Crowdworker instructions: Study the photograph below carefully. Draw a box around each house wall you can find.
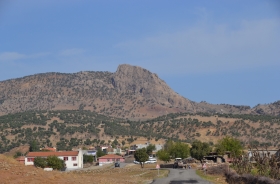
[78,149,83,169]
[58,156,80,169]
[25,157,34,166]
[99,158,125,165]
[24,150,83,169]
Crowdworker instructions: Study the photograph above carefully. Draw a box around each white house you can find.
[25,150,83,170]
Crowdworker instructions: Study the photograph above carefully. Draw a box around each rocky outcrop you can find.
[112,64,196,111]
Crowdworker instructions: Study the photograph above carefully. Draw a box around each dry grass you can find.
[0,154,167,184]
[196,169,227,184]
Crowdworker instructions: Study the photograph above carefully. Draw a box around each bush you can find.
[46,156,65,170]
[225,170,276,184]
[34,157,47,168]
[83,154,94,163]
[207,164,227,175]
[13,151,23,158]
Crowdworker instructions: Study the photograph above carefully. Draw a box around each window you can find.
[107,159,110,162]
[116,158,120,161]
[72,157,76,161]
[63,157,68,161]
[112,159,115,162]
[27,158,34,162]
[73,163,77,166]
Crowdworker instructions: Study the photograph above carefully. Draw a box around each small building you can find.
[203,152,226,163]
[82,150,97,162]
[126,149,136,155]
[25,150,83,170]
[40,147,56,152]
[16,156,25,164]
[98,154,125,166]
[129,143,163,156]
[96,146,109,154]
[247,149,280,159]
[107,148,124,155]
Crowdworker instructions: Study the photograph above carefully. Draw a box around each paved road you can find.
[152,168,212,184]
[112,162,129,168]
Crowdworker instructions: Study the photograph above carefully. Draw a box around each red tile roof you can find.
[41,147,56,152]
[26,151,79,157]
[16,156,25,161]
[98,154,123,159]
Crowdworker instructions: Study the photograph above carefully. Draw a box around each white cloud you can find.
[59,48,86,56]
[0,51,51,62]
[0,52,26,61]
[115,19,280,74]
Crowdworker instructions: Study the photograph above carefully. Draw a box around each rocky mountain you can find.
[0,64,278,119]
[252,101,280,116]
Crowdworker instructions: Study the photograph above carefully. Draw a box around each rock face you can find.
[0,64,278,119]
[112,64,195,111]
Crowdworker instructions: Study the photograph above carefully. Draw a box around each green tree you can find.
[83,154,94,163]
[190,140,212,160]
[97,148,105,157]
[169,142,190,159]
[157,150,170,163]
[134,148,149,168]
[146,144,156,155]
[164,139,174,151]
[29,140,40,152]
[13,151,23,158]
[215,136,243,157]
[34,157,47,168]
[47,156,65,170]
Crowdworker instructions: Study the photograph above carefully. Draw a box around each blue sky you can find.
[0,0,279,107]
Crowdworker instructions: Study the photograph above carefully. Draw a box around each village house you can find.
[98,154,125,166]
[16,156,25,164]
[107,147,126,156]
[82,149,97,162]
[25,150,83,170]
[127,143,163,156]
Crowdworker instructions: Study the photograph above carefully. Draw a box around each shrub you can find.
[46,156,65,170]
[34,157,47,168]
[83,154,94,163]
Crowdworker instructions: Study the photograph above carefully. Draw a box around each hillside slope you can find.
[0,110,279,153]
[0,64,278,119]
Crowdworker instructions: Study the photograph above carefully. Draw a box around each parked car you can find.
[133,160,140,164]
[148,158,157,163]
[115,162,120,167]
[145,158,157,164]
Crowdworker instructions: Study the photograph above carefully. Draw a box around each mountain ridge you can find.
[0,64,279,119]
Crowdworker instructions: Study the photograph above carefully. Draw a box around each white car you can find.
[133,160,140,164]
[145,158,157,164]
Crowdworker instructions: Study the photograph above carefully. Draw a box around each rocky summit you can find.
[0,64,279,119]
